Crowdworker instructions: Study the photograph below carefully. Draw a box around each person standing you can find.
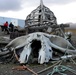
[9,22,14,32]
[4,21,9,34]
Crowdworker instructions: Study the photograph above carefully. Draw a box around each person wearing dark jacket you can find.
[9,22,14,32]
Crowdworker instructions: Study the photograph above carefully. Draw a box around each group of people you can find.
[1,21,14,34]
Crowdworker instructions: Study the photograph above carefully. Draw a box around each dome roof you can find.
[26,0,57,26]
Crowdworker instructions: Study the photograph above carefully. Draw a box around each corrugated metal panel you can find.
[0,16,25,27]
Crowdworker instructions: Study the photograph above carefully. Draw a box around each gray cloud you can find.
[44,0,76,5]
[23,0,76,7]
[0,0,76,12]
[0,0,24,12]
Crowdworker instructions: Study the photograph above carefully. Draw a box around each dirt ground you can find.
[0,28,76,75]
[0,60,76,75]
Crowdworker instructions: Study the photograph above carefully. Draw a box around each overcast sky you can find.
[0,0,76,24]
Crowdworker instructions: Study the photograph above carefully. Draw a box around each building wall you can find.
[18,19,25,28]
[0,17,11,25]
[0,16,25,28]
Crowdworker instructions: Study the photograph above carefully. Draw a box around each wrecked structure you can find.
[0,0,74,65]
[25,0,57,33]
[0,32,76,64]
[25,0,69,36]
[1,1,76,75]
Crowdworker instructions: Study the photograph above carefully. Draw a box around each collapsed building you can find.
[25,0,57,33]
[25,0,69,37]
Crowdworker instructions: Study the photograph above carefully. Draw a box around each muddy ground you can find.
[0,29,76,75]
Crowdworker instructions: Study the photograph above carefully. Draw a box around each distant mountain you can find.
[66,22,76,29]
